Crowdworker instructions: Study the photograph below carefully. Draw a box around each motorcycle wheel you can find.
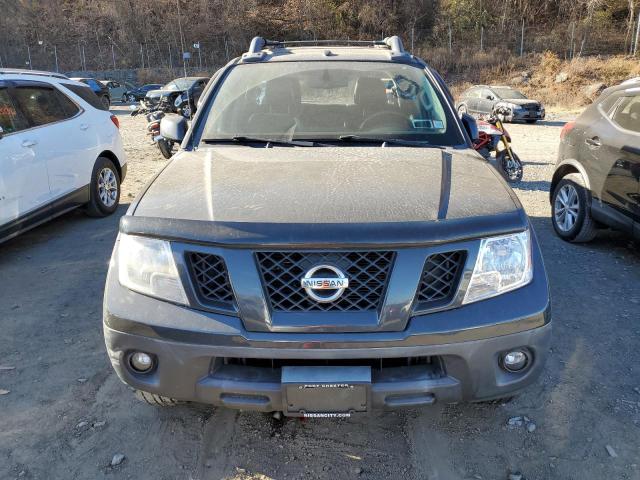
[497,150,523,183]
[180,102,192,119]
[157,139,174,159]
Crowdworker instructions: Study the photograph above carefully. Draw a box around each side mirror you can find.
[460,113,478,142]
[160,114,187,142]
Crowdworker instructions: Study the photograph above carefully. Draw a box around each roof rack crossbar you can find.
[241,35,411,62]
[0,69,68,80]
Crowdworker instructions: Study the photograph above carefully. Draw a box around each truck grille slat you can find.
[256,251,395,312]
[415,251,466,310]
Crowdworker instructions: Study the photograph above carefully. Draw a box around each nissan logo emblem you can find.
[300,265,349,303]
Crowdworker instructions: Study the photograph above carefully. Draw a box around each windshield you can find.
[492,88,526,100]
[199,62,462,146]
[164,78,196,91]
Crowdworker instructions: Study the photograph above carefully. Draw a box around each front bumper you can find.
[104,256,551,412]
[105,322,550,411]
[510,109,545,121]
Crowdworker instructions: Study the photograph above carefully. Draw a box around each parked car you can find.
[103,37,550,415]
[145,77,208,117]
[0,69,127,243]
[70,77,111,109]
[100,80,136,103]
[550,79,640,242]
[124,83,162,103]
[457,85,545,123]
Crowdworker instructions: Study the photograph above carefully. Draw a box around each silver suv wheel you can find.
[98,167,118,207]
[554,184,579,232]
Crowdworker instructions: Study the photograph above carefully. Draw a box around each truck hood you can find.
[128,146,526,246]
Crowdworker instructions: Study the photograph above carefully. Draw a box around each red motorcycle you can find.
[473,107,523,183]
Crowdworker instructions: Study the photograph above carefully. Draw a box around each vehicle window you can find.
[12,86,79,127]
[61,83,108,111]
[481,89,493,99]
[200,61,463,146]
[469,88,482,98]
[491,87,526,99]
[52,89,81,117]
[611,96,640,133]
[0,89,28,134]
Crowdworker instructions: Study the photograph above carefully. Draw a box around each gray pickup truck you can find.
[103,37,551,417]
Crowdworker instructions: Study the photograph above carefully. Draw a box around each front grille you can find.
[187,252,235,310]
[414,251,466,311]
[256,251,394,312]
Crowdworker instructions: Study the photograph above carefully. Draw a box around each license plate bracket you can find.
[282,366,371,417]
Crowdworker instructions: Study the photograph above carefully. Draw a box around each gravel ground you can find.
[1,106,639,480]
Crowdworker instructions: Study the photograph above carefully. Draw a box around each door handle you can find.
[21,139,37,148]
[585,136,601,147]
[80,123,89,130]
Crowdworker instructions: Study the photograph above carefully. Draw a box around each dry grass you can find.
[439,50,640,108]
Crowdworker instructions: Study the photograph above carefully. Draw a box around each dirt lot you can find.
[1,106,639,480]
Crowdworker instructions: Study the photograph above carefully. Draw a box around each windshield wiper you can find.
[203,136,316,147]
[337,135,441,148]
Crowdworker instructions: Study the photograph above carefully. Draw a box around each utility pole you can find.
[569,22,575,59]
[27,45,32,69]
[411,25,415,52]
[168,44,173,69]
[111,42,116,70]
[140,44,144,68]
[224,36,229,62]
[54,45,58,72]
[520,18,525,57]
[448,22,452,53]
[634,10,640,56]
[480,26,484,51]
[82,45,86,71]
[176,0,187,77]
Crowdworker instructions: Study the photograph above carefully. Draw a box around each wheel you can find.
[551,173,597,242]
[496,150,523,183]
[86,157,120,217]
[457,104,467,116]
[127,94,136,103]
[180,102,192,118]
[101,95,111,109]
[157,139,174,159]
[121,94,127,103]
[135,390,182,407]
[525,119,537,124]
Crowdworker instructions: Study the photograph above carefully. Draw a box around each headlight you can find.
[463,230,533,304]
[118,234,188,304]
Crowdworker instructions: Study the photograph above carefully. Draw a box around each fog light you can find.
[502,350,529,372]
[129,352,154,373]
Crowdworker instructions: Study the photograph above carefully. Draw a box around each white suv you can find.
[0,69,127,243]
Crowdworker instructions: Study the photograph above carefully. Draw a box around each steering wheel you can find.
[359,111,412,132]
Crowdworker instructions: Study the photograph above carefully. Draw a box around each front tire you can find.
[101,95,111,109]
[86,157,120,217]
[496,150,523,183]
[157,139,174,159]
[551,173,597,242]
